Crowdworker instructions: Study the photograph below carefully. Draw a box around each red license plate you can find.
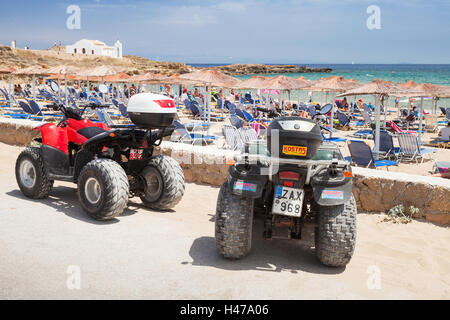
[130,149,143,160]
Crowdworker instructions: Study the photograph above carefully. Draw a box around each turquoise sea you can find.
[191,64,450,86]
[190,64,450,110]
[191,64,450,109]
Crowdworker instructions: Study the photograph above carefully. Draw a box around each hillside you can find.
[0,45,192,77]
[0,45,332,80]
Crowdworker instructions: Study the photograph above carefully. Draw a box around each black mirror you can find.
[50,81,59,93]
[319,103,332,115]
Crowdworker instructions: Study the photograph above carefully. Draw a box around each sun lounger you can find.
[352,129,373,139]
[321,130,347,143]
[379,130,400,159]
[238,127,259,144]
[397,133,437,163]
[386,120,418,135]
[171,121,216,145]
[347,140,398,170]
[432,161,450,174]
[223,125,245,151]
[230,114,244,129]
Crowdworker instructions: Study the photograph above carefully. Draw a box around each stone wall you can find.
[156,142,450,226]
[1,120,448,225]
[0,118,44,146]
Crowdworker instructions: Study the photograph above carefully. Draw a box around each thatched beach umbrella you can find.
[237,76,267,89]
[46,65,81,103]
[339,79,422,154]
[262,76,312,115]
[180,70,241,134]
[104,72,131,82]
[390,83,450,144]
[0,66,15,100]
[400,80,417,88]
[14,66,51,99]
[306,76,361,136]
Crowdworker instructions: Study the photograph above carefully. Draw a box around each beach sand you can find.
[1,142,448,299]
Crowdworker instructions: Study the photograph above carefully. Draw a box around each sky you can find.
[0,0,449,64]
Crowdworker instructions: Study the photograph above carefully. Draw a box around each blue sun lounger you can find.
[347,140,398,169]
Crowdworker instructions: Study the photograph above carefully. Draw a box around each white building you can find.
[66,39,123,58]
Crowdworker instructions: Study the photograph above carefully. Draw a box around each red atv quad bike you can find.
[15,93,185,221]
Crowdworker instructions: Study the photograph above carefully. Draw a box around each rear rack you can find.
[234,154,350,184]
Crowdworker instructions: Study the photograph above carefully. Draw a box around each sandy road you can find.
[0,143,448,299]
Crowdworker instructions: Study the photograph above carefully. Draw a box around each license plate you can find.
[282,145,308,157]
[272,186,304,217]
[130,148,143,160]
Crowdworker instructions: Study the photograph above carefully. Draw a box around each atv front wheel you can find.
[15,147,54,199]
[315,195,357,267]
[140,155,185,210]
[78,159,129,221]
[215,182,254,259]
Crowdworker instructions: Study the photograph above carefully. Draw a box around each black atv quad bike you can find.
[215,116,357,267]
[15,93,185,221]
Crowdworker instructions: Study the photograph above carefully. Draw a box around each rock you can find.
[208,64,332,76]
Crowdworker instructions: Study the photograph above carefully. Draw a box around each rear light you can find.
[344,170,352,178]
[154,100,175,108]
[279,171,300,181]
[283,181,294,187]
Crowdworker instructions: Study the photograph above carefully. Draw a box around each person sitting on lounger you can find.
[342,97,349,111]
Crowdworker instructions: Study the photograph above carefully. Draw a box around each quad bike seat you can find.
[77,127,108,140]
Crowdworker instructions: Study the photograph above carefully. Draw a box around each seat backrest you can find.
[217,98,223,109]
[397,133,419,156]
[235,108,246,121]
[348,140,375,168]
[386,120,402,133]
[230,114,244,129]
[379,130,394,153]
[242,110,255,122]
[27,100,43,116]
[118,104,128,117]
[308,105,317,117]
[239,127,258,144]
[173,120,185,130]
[18,101,33,114]
[228,103,237,114]
[337,111,350,126]
[190,104,201,117]
[95,108,114,127]
[223,125,244,150]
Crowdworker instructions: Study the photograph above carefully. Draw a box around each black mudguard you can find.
[310,167,353,206]
[41,145,70,176]
[227,164,268,199]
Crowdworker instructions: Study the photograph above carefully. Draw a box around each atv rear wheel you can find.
[15,147,54,199]
[78,159,129,221]
[315,195,357,267]
[215,182,254,259]
[140,155,185,210]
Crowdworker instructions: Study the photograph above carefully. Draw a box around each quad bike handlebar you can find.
[46,102,110,121]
